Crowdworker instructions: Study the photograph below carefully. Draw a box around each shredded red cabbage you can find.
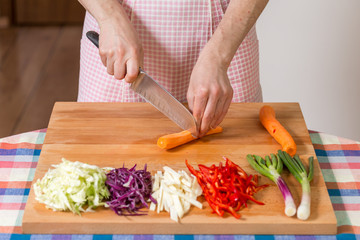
[105,164,157,216]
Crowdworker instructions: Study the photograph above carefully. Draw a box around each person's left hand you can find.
[187,51,233,138]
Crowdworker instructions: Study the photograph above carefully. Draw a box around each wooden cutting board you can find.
[22,102,337,235]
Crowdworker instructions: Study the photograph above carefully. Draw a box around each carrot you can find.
[157,126,223,150]
[259,105,297,156]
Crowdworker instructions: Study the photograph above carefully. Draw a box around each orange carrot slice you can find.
[259,105,297,156]
[157,126,223,150]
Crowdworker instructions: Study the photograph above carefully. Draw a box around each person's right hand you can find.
[98,15,143,83]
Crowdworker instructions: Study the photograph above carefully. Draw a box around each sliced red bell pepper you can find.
[186,157,268,219]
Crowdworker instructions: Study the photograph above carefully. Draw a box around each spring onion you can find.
[247,153,296,217]
[277,150,314,220]
[33,158,110,214]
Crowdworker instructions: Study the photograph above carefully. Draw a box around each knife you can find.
[86,31,198,135]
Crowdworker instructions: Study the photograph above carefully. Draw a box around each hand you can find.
[187,52,233,138]
[98,15,143,83]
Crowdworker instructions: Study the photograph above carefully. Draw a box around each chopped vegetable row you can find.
[34,157,269,220]
[34,151,314,221]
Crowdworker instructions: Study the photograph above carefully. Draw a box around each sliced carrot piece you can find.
[157,126,223,150]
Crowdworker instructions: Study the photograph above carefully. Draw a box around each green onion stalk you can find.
[247,153,296,217]
[277,150,314,220]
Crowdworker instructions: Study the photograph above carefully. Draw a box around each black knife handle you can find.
[86,31,99,48]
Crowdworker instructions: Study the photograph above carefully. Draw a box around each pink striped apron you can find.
[78,0,262,103]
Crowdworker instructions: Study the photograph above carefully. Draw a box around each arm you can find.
[187,0,268,137]
[78,0,143,83]
[204,0,268,68]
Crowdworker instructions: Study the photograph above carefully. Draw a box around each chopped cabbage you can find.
[105,164,156,216]
[33,158,110,214]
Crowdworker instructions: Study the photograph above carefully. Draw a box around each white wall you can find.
[256,0,360,141]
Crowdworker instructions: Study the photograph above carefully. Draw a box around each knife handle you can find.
[86,31,99,48]
[85,31,144,74]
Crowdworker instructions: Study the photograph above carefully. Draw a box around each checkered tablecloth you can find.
[0,129,359,240]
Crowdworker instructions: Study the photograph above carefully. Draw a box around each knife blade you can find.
[86,31,198,135]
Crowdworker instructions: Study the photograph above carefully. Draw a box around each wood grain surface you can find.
[22,102,337,235]
[14,0,85,24]
[0,26,80,138]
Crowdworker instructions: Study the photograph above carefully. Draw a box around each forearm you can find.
[203,0,268,68]
[78,0,129,27]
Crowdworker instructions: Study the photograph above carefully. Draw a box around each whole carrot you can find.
[157,126,223,150]
[259,105,297,156]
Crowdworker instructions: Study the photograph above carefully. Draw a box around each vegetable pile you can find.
[186,157,268,219]
[33,158,109,214]
[150,166,203,222]
[247,153,296,217]
[106,164,156,216]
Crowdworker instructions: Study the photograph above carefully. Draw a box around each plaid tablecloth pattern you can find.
[0,129,359,240]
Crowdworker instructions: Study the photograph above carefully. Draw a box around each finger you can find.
[100,53,107,67]
[192,92,208,137]
[187,92,194,113]
[213,86,233,127]
[124,58,140,83]
[114,59,126,80]
[199,96,217,138]
[214,95,232,127]
[106,57,115,76]
[209,98,225,129]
